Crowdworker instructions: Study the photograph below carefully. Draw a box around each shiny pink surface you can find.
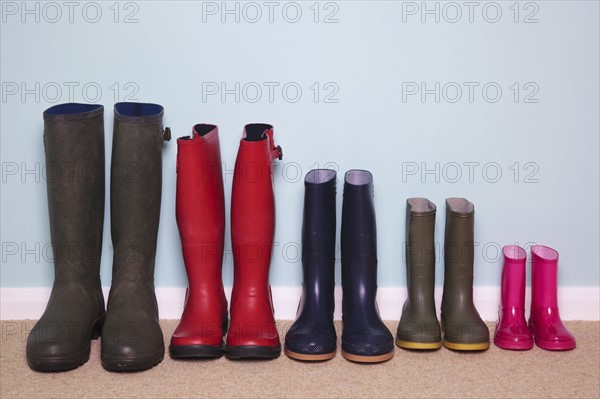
[528,245,576,351]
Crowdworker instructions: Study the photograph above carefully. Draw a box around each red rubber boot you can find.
[528,245,576,351]
[494,245,533,350]
[169,124,228,358]
[225,123,283,360]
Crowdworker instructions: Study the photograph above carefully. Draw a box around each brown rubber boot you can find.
[101,102,170,371]
[27,104,106,372]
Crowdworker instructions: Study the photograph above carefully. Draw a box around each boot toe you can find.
[101,342,165,371]
[495,324,532,344]
[285,333,336,356]
[533,334,576,351]
[101,318,164,371]
[397,318,442,344]
[26,333,91,372]
[171,328,224,348]
[443,319,490,350]
[532,326,576,350]
[494,326,533,350]
[444,317,489,341]
[342,334,394,357]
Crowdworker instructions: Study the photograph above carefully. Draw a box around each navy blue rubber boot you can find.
[284,169,337,361]
[340,170,394,363]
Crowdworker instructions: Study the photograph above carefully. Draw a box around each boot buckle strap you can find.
[265,128,282,160]
[272,145,283,160]
[163,127,172,142]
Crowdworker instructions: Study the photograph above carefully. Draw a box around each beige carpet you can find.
[1,320,598,399]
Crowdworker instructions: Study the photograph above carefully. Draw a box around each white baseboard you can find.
[1,286,598,321]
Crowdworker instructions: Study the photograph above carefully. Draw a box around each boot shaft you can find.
[231,124,280,291]
[303,169,337,263]
[301,169,337,313]
[531,245,559,309]
[341,170,378,313]
[442,198,475,307]
[405,198,436,305]
[176,124,225,237]
[43,103,105,282]
[176,124,225,291]
[501,245,527,308]
[110,102,168,284]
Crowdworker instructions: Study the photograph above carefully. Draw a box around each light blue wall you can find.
[1,1,598,288]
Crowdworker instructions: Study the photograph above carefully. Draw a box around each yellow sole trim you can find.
[443,340,490,351]
[341,350,394,363]
[284,348,336,361]
[395,338,442,350]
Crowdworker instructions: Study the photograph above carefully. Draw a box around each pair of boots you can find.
[27,102,170,372]
[396,198,490,351]
[495,245,576,351]
[284,169,395,363]
[169,123,283,360]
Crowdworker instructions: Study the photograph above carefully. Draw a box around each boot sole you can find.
[101,348,164,372]
[27,315,104,372]
[225,345,281,360]
[341,350,394,363]
[28,345,91,372]
[284,347,336,361]
[443,340,490,351]
[169,344,225,359]
[533,338,576,351]
[395,338,442,350]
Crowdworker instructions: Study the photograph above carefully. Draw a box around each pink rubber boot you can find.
[528,245,576,351]
[494,245,533,350]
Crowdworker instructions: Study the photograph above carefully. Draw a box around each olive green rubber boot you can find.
[396,198,442,350]
[441,198,490,351]
[101,103,170,371]
[27,104,106,372]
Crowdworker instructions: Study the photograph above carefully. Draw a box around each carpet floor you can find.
[1,320,598,399]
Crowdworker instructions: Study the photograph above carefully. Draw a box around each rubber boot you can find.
[441,198,489,351]
[528,245,576,351]
[341,170,394,363]
[396,198,442,350]
[494,245,533,350]
[26,104,106,372]
[101,103,170,371]
[284,169,337,361]
[169,124,228,359]
[225,123,283,360]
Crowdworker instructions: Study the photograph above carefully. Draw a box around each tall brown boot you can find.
[27,104,106,372]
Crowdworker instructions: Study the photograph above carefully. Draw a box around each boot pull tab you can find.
[265,128,282,160]
[162,127,172,142]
